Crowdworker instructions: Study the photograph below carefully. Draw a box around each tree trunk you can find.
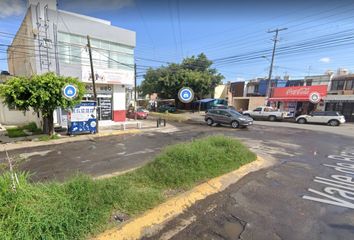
[48,111,54,136]
[43,111,54,136]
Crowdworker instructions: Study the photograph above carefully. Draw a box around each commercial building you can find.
[325,74,354,122]
[269,85,328,117]
[6,0,136,127]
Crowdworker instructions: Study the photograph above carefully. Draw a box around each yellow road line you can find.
[93,156,270,240]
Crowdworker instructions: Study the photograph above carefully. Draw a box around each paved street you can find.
[1,121,354,239]
[144,122,354,240]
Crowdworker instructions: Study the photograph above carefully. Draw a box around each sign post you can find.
[62,84,78,100]
[178,87,194,103]
[67,102,97,135]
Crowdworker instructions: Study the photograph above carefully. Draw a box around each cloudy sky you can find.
[1,0,354,83]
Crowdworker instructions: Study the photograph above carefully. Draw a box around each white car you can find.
[243,106,290,121]
[296,111,346,126]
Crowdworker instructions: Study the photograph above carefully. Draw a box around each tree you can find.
[140,53,224,101]
[0,72,85,135]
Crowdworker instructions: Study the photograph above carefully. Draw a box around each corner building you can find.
[8,0,136,126]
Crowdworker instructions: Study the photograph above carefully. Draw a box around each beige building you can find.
[214,84,229,99]
[230,97,266,111]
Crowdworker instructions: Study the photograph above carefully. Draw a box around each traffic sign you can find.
[63,84,78,100]
[178,87,194,103]
[309,92,321,104]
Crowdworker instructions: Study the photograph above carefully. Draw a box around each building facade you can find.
[7,0,136,126]
[325,74,354,122]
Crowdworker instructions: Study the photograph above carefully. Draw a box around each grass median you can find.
[0,135,256,240]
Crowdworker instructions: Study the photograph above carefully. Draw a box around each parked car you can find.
[205,109,253,128]
[296,111,346,126]
[137,107,149,114]
[126,109,148,119]
[242,106,291,121]
[157,104,176,113]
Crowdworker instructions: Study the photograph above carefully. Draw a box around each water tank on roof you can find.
[337,68,349,76]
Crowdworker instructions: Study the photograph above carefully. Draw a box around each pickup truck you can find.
[242,106,290,121]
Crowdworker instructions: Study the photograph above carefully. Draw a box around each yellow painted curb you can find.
[93,156,272,240]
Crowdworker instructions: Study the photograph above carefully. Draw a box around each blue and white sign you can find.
[178,87,194,103]
[63,84,78,100]
[67,102,97,135]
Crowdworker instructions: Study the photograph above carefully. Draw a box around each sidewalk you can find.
[0,119,174,152]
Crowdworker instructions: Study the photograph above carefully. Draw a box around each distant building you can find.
[325,73,354,122]
[214,83,230,99]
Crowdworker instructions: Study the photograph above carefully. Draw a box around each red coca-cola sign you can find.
[271,85,327,101]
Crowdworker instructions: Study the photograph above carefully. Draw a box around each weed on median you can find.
[5,122,42,138]
[0,136,256,240]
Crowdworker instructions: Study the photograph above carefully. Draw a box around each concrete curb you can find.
[0,129,142,152]
[93,155,274,240]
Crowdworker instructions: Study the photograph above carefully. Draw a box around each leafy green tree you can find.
[0,72,85,135]
[140,53,224,101]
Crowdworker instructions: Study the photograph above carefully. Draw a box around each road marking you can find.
[159,215,197,240]
[19,150,52,159]
[303,151,354,209]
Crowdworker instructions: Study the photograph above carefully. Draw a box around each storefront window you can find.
[345,80,354,90]
[58,32,134,70]
[331,80,345,90]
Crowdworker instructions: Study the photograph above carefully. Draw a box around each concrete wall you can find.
[231,97,266,111]
[0,103,41,126]
[249,97,266,110]
[7,10,36,76]
[113,85,126,122]
[214,85,228,99]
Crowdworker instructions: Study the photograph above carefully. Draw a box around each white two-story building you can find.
[7,0,136,126]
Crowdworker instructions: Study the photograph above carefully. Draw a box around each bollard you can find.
[156,118,166,128]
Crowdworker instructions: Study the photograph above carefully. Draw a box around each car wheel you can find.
[329,120,339,126]
[206,118,214,126]
[297,118,306,124]
[231,121,239,129]
[268,115,276,121]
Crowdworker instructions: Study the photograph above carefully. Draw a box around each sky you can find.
[1,0,354,84]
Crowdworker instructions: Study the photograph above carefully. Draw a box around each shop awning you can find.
[270,85,328,102]
[324,95,354,102]
[269,97,314,102]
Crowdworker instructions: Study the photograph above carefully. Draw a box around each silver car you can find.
[296,111,346,126]
[205,109,253,128]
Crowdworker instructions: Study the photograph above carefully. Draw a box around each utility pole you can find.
[87,35,99,133]
[266,27,287,104]
[134,63,137,109]
[134,63,137,120]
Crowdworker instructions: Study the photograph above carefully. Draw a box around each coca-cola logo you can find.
[286,87,310,96]
[309,92,321,103]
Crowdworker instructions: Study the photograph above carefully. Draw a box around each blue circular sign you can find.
[178,87,194,103]
[63,84,78,100]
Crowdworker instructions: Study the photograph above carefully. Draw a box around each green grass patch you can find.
[5,127,27,138]
[38,134,60,141]
[0,136,256,239]
[149,112,189,122]
[6,122,42,138]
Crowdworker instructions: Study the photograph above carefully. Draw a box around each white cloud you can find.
[0,0,26,19]
[61,0,135,11]
[319,57,331,63]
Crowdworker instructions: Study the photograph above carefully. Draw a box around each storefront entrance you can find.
[326,102,354,122]
[98,97,112,120]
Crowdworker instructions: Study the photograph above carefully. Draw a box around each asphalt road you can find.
[1,121,354,239]
[144,123,354,240]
